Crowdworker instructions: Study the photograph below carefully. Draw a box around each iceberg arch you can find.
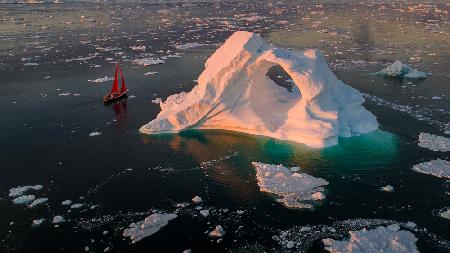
[140,31,378,148]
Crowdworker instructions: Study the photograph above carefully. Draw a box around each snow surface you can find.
[412,159,450,178]
[323,225,419,253]
[123,212,177,243]
[418,133,450,152]
[252,162,328,208]
[140,31,378,148]
[377,60,428,79]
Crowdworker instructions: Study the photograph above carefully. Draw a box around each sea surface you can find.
[0,1,449,252]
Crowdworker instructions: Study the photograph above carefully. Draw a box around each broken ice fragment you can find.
[412,159,450,178]
[377,60,427,79]
[123,212,177,243]
[192,196,203,204]
[208,225,225,237]
[418,132,450,152]
[13,195,35,205]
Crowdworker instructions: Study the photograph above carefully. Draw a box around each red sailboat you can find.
[103,64,128,103]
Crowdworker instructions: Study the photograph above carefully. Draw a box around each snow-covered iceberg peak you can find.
[140,31,378,148]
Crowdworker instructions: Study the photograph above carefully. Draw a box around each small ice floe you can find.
[24,62,39,66]
[44,75,51,79]
[199,209,210,217]
[32,219,45,227]
[61,200,72,205]
[252,162,328,209]
[71,203,83,209]
[58,92,71,96]
[132,58,165,66]
[175,42,204,50]
[377,60,428,79]
[151,98,162,104]
[323,225,419,253]
[380,185,394,192]
[418,132,450,152]
[89,132,102,137]
[412,159,450,178]
[438,208,450,220]
[9,185,42,197]
[192,196,203,204]
[208,225,225,237]
[88,76,113,83]
[130,45,146,51]
[52,215,65,224]
[13,195,35,205]
[431,96,442,100]
[28,198,48,208]
[144,71,158,76]
[123,212,177,243]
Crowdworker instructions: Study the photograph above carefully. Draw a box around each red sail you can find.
[119,67,127,93]
[110,65,119,94]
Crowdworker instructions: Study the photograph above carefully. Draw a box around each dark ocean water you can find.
[0,1,449,252]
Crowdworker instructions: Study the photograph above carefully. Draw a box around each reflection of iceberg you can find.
[140,31,378,148]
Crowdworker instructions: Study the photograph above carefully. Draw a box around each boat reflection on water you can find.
[111,99,128,118]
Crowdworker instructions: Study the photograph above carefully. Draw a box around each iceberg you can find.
[252,162,328,209]
[140,31,378,148]
[418,132,450,152]
[412,159,450,178]
[323,225,419,253]
[377,60,428,79]
[123,212,177,243]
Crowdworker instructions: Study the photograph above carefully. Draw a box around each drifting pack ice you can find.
[140,31,378,147]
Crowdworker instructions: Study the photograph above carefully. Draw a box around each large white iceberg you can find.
[140,31,378,148]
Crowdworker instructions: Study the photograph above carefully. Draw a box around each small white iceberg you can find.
[53,215,65,224]
[144,71,159,76]
[208,225,226,238]
[28,198,48,208]
[89,132,102,137]
[13,195,35,205]
[88,76,113,83]
[438,208,450,220]
[412,159,450,178]
[133,58,165,66]
[61,200,72,205]
[70,203,84,209]
[32,219,45,227]
[9,185,42,197]
[377,60,428,79]
[123,212,177,243]
[323,225,419,253]
[380,185,394,192]
[418,132,450,152]
[192,196,203,204]
[252,162,328,209]
[151,98,162,104]
[130,45,146,51]
[175,42,204,50]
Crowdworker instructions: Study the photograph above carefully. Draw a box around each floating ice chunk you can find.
[144,71,159,76]
[252,162,328,209]
[53,215,65,223]
[380,185,394,192]
[130,45,146,51]
[61,200,72,205]
[28,198,48,208]
[323,226,419,253]
[59,92,71,96]
[140,32,378,148]
[175,42,204,50]
[377,60,427,79]
[13,195,35,205]
[133,58,165,66]
[24,62,39,66]
[32,219,45,227]
[199,209,210,217]
[208,225,225,237]
[412,159,450,178]
[438,208,450,220]
[9,185,42,197]
[123,212,177,243]
[192,196,203,204]
[431,96,442,100]
[88,76,113,83]
[71,203,83,209]
[418,133,450,152]
[151,98,162,104]
[89,132,102,137]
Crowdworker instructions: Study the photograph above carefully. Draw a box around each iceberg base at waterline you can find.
[140,31,378,148]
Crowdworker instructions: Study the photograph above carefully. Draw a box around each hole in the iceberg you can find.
[266,65,295,93]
